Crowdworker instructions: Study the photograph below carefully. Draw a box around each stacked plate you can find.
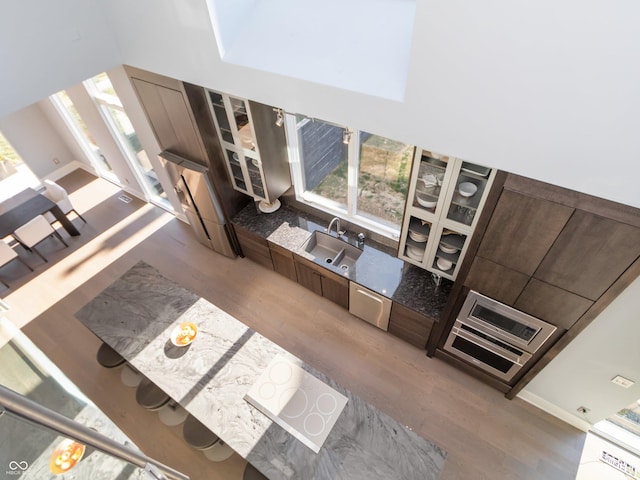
[436,258,453,271]
[405,244,424,261]
[409,230,428,243]
[439,242,458,254]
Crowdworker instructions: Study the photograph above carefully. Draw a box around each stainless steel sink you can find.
[303,231,362,271]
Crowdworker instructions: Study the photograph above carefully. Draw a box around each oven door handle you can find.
[452,326,532,366]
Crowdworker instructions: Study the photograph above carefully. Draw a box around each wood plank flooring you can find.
[1,170,586,480]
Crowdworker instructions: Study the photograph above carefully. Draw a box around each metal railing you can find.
[0,384,189,480]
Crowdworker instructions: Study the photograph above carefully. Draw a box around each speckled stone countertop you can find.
[75,262,447,480]
[233,203,452,320]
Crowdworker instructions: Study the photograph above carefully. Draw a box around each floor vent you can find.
[601,450,640,478]
[118,194,132,204]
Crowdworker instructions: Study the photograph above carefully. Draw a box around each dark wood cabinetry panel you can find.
[477,190,573,275]
[321,275,349,309]
[294,258,323,296]
[534,210,640,301]
[234,225,274,270]
[269,242,298,282]
[130,78,204,164]
[388,302,435,349]
[465,256,529,304]
[293,254,348,307]
[514,279,593,330]
[248,101,292,199]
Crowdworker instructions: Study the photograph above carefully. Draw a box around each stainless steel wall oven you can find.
[444,291,557,382]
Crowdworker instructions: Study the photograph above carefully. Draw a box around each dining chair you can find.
[42,179,87,226]
[0,240,34,288]
[12,214,68,263]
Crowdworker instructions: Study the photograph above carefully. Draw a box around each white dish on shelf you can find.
[436,258,453,271]
[458,182,477,197]
[406,245,424,260]
[409,230,428,242]
[416,194,437,209]
[439,243,458,254]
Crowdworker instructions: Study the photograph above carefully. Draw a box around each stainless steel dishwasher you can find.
[348,282,392,331]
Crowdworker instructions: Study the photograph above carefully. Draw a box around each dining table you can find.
[75,261,447,480]
[0,188,80,238]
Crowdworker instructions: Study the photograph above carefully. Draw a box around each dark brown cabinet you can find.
[534,210,640,301]
[234,224,274,270]
[388,302,435,349]
[268,241,298,282]
[436,172,640,396]
[129,74,205,164]
[477,190,573,275]
[293,254,349,309]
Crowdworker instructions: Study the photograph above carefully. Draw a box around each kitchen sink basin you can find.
[303,231,362,271]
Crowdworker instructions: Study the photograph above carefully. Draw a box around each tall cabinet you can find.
[206,90,291,208]
[398,149,496,280]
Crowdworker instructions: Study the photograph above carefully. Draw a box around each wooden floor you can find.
[2,170,586,480]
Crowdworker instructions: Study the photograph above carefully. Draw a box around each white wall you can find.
[100,0,640,209]
[2,1,639,208]
[0,0,120,116]
[521,276,640,428]
[0,104,75,179]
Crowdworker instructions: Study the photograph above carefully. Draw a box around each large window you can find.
[288,116,413,238]
[50,90,117,181]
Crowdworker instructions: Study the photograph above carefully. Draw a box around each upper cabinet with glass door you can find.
[398,149,496,280]
[206,90,290,209]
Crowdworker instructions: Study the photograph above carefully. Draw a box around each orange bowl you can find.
[170,322,198,347]
[49,438,85,475]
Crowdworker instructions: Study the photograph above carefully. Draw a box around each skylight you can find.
[206,0,417,101]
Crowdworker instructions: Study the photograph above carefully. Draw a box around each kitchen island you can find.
[75,261,447,480]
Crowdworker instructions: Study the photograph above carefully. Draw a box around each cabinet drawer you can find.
[388,303,435,349]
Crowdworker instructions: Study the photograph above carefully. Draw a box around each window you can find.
[0,131,40,199]
[288,116,413,238]
[84,73,169,208]
[50,90,116,181]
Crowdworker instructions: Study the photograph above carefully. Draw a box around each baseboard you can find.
[43,161,148,203]
[43,160,94,182]
[518,390,592,431]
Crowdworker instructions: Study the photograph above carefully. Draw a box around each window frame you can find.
[286,114,409,240]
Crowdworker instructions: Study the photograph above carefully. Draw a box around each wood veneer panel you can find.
[505,173,640,228]
[465,257,530,305]
[388,302,434,349]
[514,279,593,330]
[535,210,640,301]
[477,190,573,275]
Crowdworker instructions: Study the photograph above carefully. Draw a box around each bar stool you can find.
[136,377,188,426]
[96,343,126,368]
[243,463,268,480]
[96,342,142,387]
[136,377,170,411]
[182,414,234,461]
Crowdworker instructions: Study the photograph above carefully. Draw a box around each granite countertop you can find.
[232,203,452,319]
[75,262,447,480]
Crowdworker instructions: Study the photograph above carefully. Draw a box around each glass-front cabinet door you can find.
[398,149,495,280]
[207,90,267,202]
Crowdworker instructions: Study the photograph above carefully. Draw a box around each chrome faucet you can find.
[327,217,344,238]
